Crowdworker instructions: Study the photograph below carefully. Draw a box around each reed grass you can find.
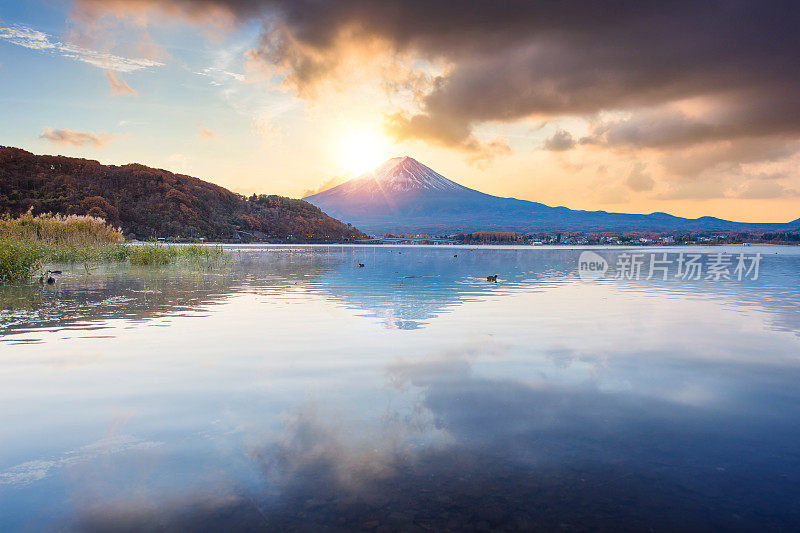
[182,244,228,263]
[128,244,180,265]
[127,244,227,266]
[0,212,228,283]
[0,211,124,245]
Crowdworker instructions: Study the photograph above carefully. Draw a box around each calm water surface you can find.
[1,245,800,531]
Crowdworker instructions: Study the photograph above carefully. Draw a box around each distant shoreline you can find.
[164,241,799,248]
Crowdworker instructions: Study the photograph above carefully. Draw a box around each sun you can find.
[339,129,390,175]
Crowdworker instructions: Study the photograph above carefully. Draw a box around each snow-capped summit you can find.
[354,156,470,194]
[326,156,473,198]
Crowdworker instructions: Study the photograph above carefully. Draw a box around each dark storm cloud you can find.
[74,0,800,153]
[658,138,800,178]
[583,93,800,150]
[736,180,798,199]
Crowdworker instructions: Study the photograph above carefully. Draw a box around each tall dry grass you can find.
[0,211,123,245]
[128,244,227,266]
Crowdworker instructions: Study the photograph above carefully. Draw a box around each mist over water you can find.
[2,245,800,531]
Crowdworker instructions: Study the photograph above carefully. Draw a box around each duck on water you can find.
[38,270,61,285]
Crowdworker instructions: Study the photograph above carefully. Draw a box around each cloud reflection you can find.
[76,340,800,531]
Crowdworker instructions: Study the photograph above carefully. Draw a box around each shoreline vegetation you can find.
[370,230,800,246]
[0,212,228,284]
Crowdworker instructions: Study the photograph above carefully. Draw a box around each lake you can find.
[2,245,800,531]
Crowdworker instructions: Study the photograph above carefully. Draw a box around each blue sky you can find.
[1,1,301,193]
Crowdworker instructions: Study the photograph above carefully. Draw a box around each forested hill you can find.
[0,147,366,242]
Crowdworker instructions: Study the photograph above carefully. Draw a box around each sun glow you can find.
[339,129,391,175]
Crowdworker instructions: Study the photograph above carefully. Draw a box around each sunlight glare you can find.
[339,129,390,175]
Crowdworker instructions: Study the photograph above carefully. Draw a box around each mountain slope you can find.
[0,146,366,242]
[306,157,800,234]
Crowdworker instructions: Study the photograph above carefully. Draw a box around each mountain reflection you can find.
[3,246,800,336]
[314,247,573,329]
[1,246,578,335]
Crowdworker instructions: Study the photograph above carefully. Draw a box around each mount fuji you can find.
[304,157,800,235]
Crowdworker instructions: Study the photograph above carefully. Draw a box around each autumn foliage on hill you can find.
[0,147,366,242]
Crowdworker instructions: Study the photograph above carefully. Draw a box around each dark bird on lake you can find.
[39,270,61,285]
[357,263,365,268]
[454,254,458,257]
[487,274,498,282]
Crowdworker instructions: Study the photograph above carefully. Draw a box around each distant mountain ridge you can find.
[305,157,800,234]
[0,146,366,242]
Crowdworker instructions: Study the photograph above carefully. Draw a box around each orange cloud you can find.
[39,127,115,148]
[71,0,240,33]
[198,125,220,141]
[384,112,511,163]
[106,70,137,96]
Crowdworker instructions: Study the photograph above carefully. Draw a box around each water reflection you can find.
[74,346,800,531]
[1,245,800,531]
[6,245,797,335]
[314,247,575,329]
[1,246,574,335]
